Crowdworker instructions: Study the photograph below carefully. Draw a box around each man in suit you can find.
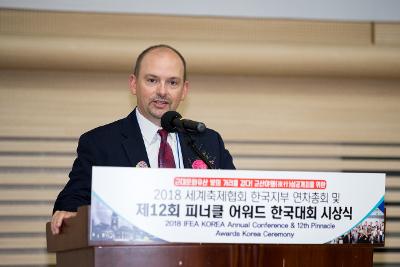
[51,44,235,234]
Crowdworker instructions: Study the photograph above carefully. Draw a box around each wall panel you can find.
[375,23,400,46]
[0,9,372,44]
[1,10,400,78]
[1,71,400,143]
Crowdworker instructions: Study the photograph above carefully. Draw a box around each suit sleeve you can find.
[53,132,97,213]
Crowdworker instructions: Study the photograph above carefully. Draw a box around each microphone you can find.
[161,111,206,133]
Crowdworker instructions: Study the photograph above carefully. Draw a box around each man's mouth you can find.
[152,99,169,108]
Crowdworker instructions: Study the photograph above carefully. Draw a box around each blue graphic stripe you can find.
[351,196,385,230]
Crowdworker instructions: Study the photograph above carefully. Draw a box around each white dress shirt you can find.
[135,108,183,168]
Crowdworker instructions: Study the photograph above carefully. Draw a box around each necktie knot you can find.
[158,129,169,142]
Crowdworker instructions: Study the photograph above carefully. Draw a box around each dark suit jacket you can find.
[53,110,235,212]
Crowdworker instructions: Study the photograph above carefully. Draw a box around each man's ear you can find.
[181,80,189,101]
[128,74,137,95]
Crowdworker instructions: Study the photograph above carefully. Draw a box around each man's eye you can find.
[147,78,157,83]
[169,80,178,86]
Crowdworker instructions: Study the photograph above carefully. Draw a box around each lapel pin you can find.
[136,161,149,168]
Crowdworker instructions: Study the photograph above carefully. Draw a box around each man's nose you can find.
[156,81,167,96]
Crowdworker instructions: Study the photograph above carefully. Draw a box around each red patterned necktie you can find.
[158,129,176,168]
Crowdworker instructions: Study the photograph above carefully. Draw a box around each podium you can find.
[47,206,374,267]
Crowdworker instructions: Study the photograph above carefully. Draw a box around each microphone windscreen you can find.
[161,111,182,132]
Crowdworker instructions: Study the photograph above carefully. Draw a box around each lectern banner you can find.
[90,167,385,245]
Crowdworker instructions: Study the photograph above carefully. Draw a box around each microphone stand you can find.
[178,129,214,169]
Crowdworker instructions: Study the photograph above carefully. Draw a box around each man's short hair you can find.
[134,44,187,81]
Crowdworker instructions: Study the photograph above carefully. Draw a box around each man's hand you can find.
[51,210,77,235]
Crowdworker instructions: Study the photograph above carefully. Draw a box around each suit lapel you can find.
[179,132,216,169]
[179,132,191,168]
[121,110,150,168]
[179,132,200,169]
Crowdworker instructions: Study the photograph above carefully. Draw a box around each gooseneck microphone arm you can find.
[161,111,214,169]
[179,129,214,169]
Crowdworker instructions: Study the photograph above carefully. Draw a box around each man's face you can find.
[129,48,189,126]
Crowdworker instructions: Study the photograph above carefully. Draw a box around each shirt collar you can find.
[135,108,161,145]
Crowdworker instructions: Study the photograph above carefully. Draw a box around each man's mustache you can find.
[152,97,170,103]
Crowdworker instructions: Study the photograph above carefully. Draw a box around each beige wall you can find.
[1,9,400,266]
